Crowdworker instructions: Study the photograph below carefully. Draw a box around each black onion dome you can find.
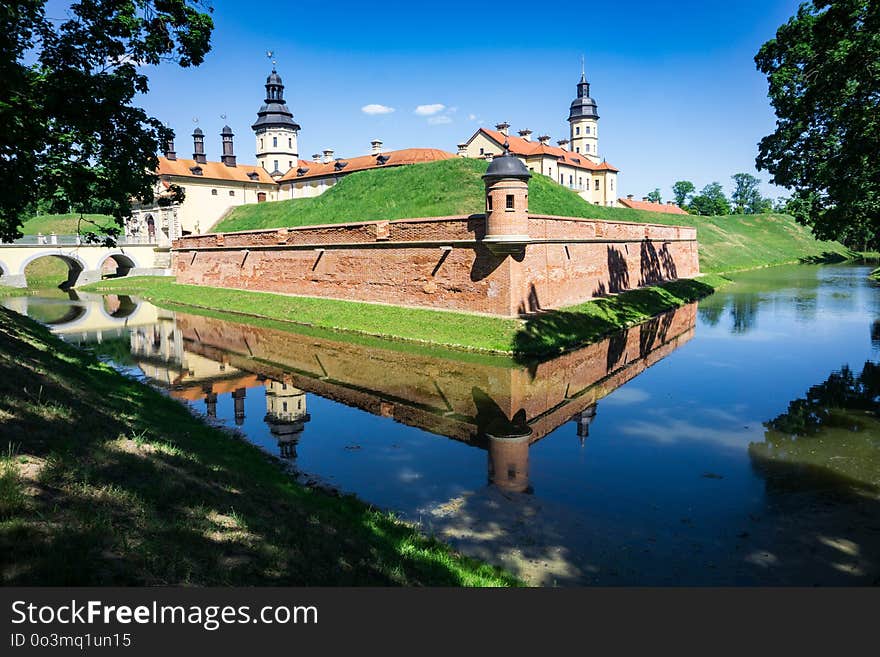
[221,125,233,135]
[568,73,599,121]
[483,141,531,181]
[252,68,301,132]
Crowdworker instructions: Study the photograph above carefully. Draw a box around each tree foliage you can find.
[755,0,880,246]
[646,188,662,203]
[731,172,773,214]
[689,182,732,216]
[672,180,695,208]
[0,1,213,241]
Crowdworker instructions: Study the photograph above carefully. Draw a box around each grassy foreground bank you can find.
[215,159,850,274]
[84,275,723,359]
[0,306,519,586]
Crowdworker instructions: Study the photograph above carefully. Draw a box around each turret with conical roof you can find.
[482,142,532,256]
[568,69,600,163]
[252,67,301,177]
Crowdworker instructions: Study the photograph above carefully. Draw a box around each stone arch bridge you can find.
[0,237,169,288]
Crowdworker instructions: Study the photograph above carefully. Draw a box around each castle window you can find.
[288,160,293,169]
[229,190,235,196]
[487,195,493,211]
[479,147,484,155]
[575,127,580,135]
[610,179,614,190]
[273,137,278,147]
[288,138,292,148]
[274,160,279,171]
[257,192,267,202]
[569,175,573,186]
[585,126,590,134]
[585,144,590,152]
[211,189,217,195]
[505,194,514,210]
[260,139,263,150]
[575,147,580,153]
[595,179,600,190]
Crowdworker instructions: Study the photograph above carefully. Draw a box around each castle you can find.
[126,66,621,245]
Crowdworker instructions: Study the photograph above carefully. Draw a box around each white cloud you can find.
[414,103,446,116]
[427,115,453,125]
[361,104,395,115]
[467,113,477,121]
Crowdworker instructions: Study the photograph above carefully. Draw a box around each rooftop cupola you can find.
[568,71,600,122]
[252,68,301,132]
[220,125,236,167]
[192,127,206,164]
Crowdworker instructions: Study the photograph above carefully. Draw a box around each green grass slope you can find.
[215,159,849,274]
[20,213,115,236]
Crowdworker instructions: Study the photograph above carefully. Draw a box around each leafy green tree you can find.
[0,1,214,242]
[671,180,695,208]
[646,188,662,203]
[755,0,880,246]
[688,182,731,216]
[731,173,763,214]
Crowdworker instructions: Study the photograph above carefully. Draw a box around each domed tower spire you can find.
[252,56,301,177]
[568,60,600,163]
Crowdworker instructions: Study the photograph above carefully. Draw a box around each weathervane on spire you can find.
[581,54,585,77]
[266,49,277,69]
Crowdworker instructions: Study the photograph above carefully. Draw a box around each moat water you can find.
[6,263,880,585]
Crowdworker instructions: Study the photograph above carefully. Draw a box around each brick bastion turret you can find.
[171,149,699,317]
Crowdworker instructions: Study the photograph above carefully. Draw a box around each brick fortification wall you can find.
[172,214,699,317]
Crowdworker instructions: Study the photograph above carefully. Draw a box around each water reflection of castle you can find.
[123,301,696,495]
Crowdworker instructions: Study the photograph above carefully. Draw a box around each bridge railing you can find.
[0,234,159,247]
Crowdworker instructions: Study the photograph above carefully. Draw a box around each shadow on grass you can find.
[512,278,716,363]
[798,250,853,264]
[0,307,519,586]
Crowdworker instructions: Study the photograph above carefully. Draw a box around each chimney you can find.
[457,143,468,157]
[311,153,321,162]
[518,129,532,142]
[557,138,570,150]
[627,194,634,200]
[495,121,510,136]
[667,200,675,206]
[322,149,334,164]
[642,196,649,202]
[537,135,551,146]
[370,139,383,155]
[192,127,206,164]
[164,134,177,161]
[220,125,236,167]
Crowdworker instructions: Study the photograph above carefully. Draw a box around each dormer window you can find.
[189,166,203,176]
[376,154,390,165]
[334,160,348,171]
[296,167,310,177]
[247,172,260,181]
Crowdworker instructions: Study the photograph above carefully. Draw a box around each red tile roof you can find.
[157,157,277,184]
[618,197,690,215]
[476,128,620,173]
[278,148,456,183]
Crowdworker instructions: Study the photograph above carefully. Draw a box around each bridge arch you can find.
[99,294,140,320]
[98,251,140,279]
[19,252,89,289]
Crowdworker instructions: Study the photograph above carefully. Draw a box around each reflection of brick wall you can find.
[173,303,696,444]
[173,215,699,317]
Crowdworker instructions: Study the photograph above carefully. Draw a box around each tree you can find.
[755,0,880,246]
[731,173,762,213]
[0,1,214,242]
[646,188,662,203]
[672,180,695,208]
[689,182,731,216]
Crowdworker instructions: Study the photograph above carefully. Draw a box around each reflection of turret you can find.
[487,432,532,494]
[573,404,597,444]
[232,387,247,426]
[204,389,218,418]
[263,379,311,459]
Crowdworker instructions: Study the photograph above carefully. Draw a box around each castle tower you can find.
[568,69,600,163]
[252,67,301,177]
[487,433,532,494]
[220,125,236,167]
[482,141,532,256]
[263,379,310,459]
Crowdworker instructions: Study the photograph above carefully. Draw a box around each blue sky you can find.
[118,0,800,199]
